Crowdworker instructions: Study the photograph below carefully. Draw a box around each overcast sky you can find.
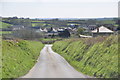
[0,0,119,18]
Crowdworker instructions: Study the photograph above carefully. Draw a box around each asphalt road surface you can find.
[22,45,90,78]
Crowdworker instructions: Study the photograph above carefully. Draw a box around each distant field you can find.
[31,20,46,27]
[32,23,46,27]
[0,31,12,35]
[0,22,12,28]
[52,35,118,78]
[97,20,116,24]
[2,40,44,78]
[32,21,45,22]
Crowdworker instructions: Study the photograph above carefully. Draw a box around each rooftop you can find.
[91,26,114,33]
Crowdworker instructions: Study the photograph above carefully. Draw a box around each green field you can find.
[0,31,12,35]
[97,20,116,24]
[2,40,44,78]
[32,21,45,22]
[0,22,12,29]
[52,35,118,78]
[32,23,46,27]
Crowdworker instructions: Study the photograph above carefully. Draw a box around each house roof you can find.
[52,28,57,32]
[91,26,114,33]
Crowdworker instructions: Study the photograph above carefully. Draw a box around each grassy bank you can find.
[52,35,118,78]
[2,39,44,78]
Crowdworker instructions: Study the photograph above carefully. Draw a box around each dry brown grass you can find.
[63,35,118,46]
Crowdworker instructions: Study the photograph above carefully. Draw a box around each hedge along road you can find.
[22,45,90,78]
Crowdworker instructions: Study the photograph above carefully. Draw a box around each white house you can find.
[39,28,48,32]
[91,26,114,37]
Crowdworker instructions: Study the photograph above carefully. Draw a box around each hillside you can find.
[0,22,12,29]
[2,40,44,78]
[52,35,118,78]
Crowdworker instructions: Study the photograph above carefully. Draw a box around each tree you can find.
[77,27,85,35]
[50,27,53,32]
[59,29,70,38]
[12,29,43,40]
[5,18,32,27]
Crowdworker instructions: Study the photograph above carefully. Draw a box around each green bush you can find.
[52,35,118,78]
[2,40,44,78]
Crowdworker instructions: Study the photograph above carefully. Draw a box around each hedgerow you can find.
[52,35,118,78]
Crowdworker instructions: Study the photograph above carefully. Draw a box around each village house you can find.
[66,27,77,34]
[88,25,97,30]
[91,26,114,37]
[51,28,58,33]
[39,28,48,32]
[40,27,59,38]
[39,27,78,38]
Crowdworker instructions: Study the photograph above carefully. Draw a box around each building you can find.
[79,34,92,38]
[39,28,48,32]
[91,26,114,37]
[88,25,97,30]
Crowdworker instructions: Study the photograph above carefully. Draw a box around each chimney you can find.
[97,27,99,33]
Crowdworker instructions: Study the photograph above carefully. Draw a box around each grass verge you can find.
[2,39,44,78]
[52,35,118,78]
